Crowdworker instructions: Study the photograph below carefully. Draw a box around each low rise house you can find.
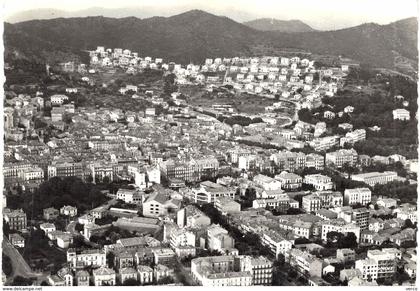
[343,188,371,206]
[154,264,175,282]
[289,248,323,278]
[274,172,303,190]
[303,174,333,191]
[3,208,27,231]
[137,265,154,284]
[9,233,25,248]
[75,270,90,286]
[214,197,241,214]
[119,267,137,284]
[392,109,410,121]
[93,267,116,286]
[60,205,78,217]
[142,192,181,218]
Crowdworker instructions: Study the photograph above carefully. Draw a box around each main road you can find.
[2,235,44,283]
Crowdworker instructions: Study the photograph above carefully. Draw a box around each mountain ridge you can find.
[243,18,315,32]
[4,11,418,74]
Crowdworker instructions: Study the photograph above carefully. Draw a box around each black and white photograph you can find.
[1,0,419,287]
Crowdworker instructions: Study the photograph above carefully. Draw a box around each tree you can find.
[74,223,84,232]
[157,276,174,285]
[102,176,110,185]
[12,276,34,286]
[338,233,358,249]
[403,219,415,229]
[2,254,13,276]
[326,231,344,246]
[107,252,115,268]
[294,237,310,245]
[123,278,139,286]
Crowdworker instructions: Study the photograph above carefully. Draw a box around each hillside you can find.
[4,10,418,73]
[5,10,264,64]
[243,18,315,32]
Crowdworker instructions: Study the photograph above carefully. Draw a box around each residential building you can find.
[119,267,137,284]
[214,197,241,214]
[116,188,143,204]
[253,174,283,191]
[355,249,397,281]
[67,248,107,269]
[320,219,360,242]
[207,224,235,253]
[351,171,398,187]
[142,192,181,218]
[153,265,174,283]
[191,256,253,286]
[274,172,303,190]
[190,181,236,204]
[343,188,372,206]
[47,161,84,179]
[9,233,25,248]
[309,136,339,151]
[326,149,358,168]
[3,208,27,231]
[288,248,323,278]
[75,270,90,286]
[93,267,116,286]
[137,265,154,284]
[177,205,211,228]
[60,205,78,217]
[260,230,293,259]
[303,174,333,191]
[336,248,356,263]
[392,109,410,121]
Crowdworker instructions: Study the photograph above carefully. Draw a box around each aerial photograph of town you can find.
[1,0,418,288]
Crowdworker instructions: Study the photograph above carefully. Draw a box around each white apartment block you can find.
[18,167,44,182]
[344,129,366,144]
[355,249,397,281]
[351,171,398,187]
[343,188,372,206]
[116,188,143,204]
[303,174,333,191]
[260,231,293,259]
[50,94,69,106]
[392,109,410,121]
[67,249,106,269]
[321,219,360,242]
[326,149,358,168]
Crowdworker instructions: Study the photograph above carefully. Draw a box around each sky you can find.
[3,0,419,30]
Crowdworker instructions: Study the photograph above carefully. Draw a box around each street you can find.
[2,235,45,284]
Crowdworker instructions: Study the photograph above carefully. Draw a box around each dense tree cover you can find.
[329,173,368,192]
[372,181,417,204]
[122,278,139,286]
[326,232,357,249]
[163,73,178,95]
[90,225,133,246]
[294,237,310,245]
[298,70,418,158]
[12,276,36,286]
[156,276,175,285]
[11,177,108,218]
[239,187,256,208]
[361,161,408,177]
[95,215,118,226]
[22,228,66,273]
[219,115,263,126]
[2,254,13,276]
